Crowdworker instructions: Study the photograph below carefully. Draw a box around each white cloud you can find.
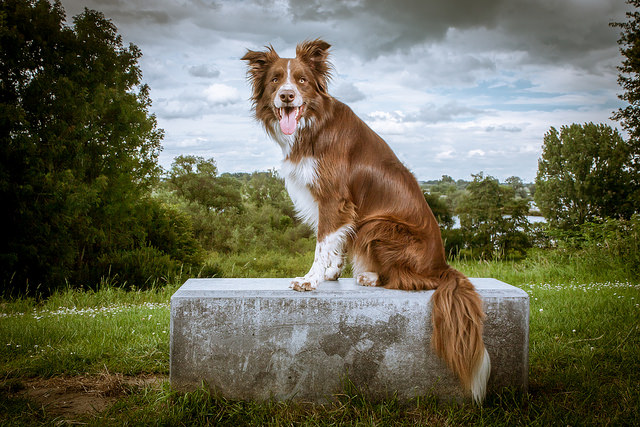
[204,84,241,105]
[435,148,455,161]
[468,149,486,158]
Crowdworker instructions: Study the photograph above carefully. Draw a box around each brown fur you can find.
[242,39,488,400]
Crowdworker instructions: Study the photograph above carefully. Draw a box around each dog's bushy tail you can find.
[431,268,491,403]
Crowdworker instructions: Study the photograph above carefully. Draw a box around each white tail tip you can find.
[471,348,491,404]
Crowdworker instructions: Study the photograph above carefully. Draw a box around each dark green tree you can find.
[611,0,640,210]
[612,1,640,152]
[457,173,530,259]
[1,0,164,293]
[423,192,454,229]
[535,123,637,229]
[424,190,461,258]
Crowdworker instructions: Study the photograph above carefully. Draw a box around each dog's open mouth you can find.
[277,105,304,135]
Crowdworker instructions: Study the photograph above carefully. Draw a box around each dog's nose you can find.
[279,90,296,103]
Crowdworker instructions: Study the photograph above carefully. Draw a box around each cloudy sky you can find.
[60,0,630,182]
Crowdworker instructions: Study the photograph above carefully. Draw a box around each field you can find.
[1,251,639,426]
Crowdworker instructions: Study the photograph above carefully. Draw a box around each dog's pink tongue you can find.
[279,109,297,135]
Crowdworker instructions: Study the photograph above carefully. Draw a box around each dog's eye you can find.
[271,77,278,83]
[299,77,306,84]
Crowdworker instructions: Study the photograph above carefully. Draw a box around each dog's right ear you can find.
[242,46,279,100]
[242,46,279,79]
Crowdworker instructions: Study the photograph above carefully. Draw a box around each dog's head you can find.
[242,39,332,136]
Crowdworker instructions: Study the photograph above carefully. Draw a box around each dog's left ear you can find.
[296,39,332,94]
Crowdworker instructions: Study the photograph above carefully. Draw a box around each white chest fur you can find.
[281,158,319,231]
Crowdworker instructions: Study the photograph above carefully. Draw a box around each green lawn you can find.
[1,254,639,425]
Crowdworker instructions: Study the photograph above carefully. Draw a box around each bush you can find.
[155,167,315,257]
[542,215,640,280]
[94,246,183,290]
[442,228,465,259]
[139,198,204,266]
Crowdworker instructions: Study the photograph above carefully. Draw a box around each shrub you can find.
[139,198,204,266]
[442,228,465,259]
[543,215,640,280]
[94,246,183,290]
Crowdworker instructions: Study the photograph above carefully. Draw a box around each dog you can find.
[242,39,490,403]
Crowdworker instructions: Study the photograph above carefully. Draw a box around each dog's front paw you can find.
[290,277,318,292]
[324,266,341,281]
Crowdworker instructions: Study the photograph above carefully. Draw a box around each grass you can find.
[0,283,179,378]
[205,249,315,279]
[451,248,639,286]
[1,250,639,425]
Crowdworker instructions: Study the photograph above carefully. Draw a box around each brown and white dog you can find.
[242,39,490,403]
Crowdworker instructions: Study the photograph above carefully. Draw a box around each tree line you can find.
[1,0,639,295]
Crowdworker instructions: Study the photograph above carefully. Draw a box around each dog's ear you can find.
[296,39,332,94]
[242,46,279,74]
[241,46,280,98]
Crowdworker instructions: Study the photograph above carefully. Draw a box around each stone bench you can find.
[170,278,529,402]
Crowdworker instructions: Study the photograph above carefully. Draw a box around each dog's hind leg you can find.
[356,272,380,287]
[350,216,448,290]
[351,253,381,287]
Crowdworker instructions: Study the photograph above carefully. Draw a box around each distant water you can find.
[451,215,546,229]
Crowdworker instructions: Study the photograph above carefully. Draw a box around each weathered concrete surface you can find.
[170,278,528,402]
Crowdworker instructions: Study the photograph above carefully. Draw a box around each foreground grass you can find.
[0,284,178,378]
[1,251,639,425]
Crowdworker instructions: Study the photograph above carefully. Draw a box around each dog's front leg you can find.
[291,225,352,291]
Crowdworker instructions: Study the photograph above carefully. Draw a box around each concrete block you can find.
[170,278,528,402]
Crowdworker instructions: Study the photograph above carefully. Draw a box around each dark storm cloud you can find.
[333,82,366,103]
[284,0,626,68]
[62,0,626,64]
[287,0,503,45]
[188,64,220,78]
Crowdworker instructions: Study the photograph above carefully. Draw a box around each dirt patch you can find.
[14,373,166,421]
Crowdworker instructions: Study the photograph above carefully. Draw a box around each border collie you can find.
[242,39,490,403]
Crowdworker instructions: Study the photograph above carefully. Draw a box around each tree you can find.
[535,123,637,229]
[0,0,164,293]
[505,176,529,200]
[423,192,454,229]
[167,155,243,212]
[457,173,530,259]
[430,174,458,195]
[612,1,640,150]
[423,191,461,257]
[244,170,295,217]
[424,175,469,216]
[611,1,640,209]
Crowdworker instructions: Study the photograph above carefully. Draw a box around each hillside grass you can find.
[1,250,639,425]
